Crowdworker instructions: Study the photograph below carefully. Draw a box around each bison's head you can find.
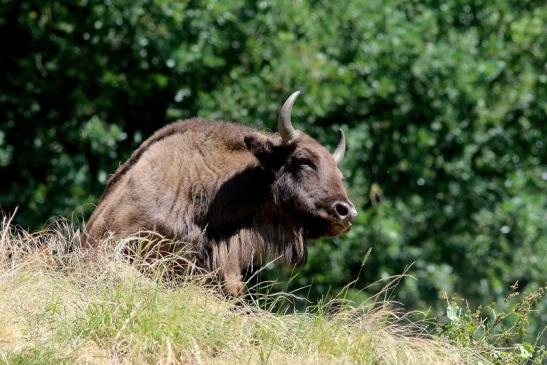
[245,91,357,239]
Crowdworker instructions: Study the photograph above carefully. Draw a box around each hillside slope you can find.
[0,217,534,364]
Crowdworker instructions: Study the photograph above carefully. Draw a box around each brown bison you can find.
[85,91,357,295]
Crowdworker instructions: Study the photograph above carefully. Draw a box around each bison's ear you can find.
[244,134,274,156]
[244,134,286,169]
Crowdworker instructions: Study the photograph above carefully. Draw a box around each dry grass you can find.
[0,214,484,364]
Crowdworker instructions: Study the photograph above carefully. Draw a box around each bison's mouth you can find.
[301,214,352,239]
[323,220,352,237]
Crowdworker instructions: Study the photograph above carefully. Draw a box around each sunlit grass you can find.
[0,215,482,364]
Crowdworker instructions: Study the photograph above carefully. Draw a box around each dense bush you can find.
[1,0,545,341]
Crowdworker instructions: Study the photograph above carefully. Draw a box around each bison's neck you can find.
[201,164,307,269]
[203,164,274,241]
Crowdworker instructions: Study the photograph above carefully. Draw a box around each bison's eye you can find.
[295,158,316,171]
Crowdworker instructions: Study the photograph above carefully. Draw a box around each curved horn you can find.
[333,129,346,165]
[277,90,300,142]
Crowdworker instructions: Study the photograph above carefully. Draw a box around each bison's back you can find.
[85,119,263,244]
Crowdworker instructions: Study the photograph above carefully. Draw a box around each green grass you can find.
[0,216,541,364]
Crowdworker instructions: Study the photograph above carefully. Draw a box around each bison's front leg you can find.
[222,246,245,296]
[223,271,245,297]
[213,240,246,296]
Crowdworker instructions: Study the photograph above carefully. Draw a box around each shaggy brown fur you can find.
[85,115,356,295]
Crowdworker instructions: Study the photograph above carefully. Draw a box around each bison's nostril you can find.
[335,203,349,218]
[330,201,358,223]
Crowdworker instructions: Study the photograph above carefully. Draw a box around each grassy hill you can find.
[0,216,543,364]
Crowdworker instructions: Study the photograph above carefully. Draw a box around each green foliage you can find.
[438,285,547,364]
[0,0,545,344]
